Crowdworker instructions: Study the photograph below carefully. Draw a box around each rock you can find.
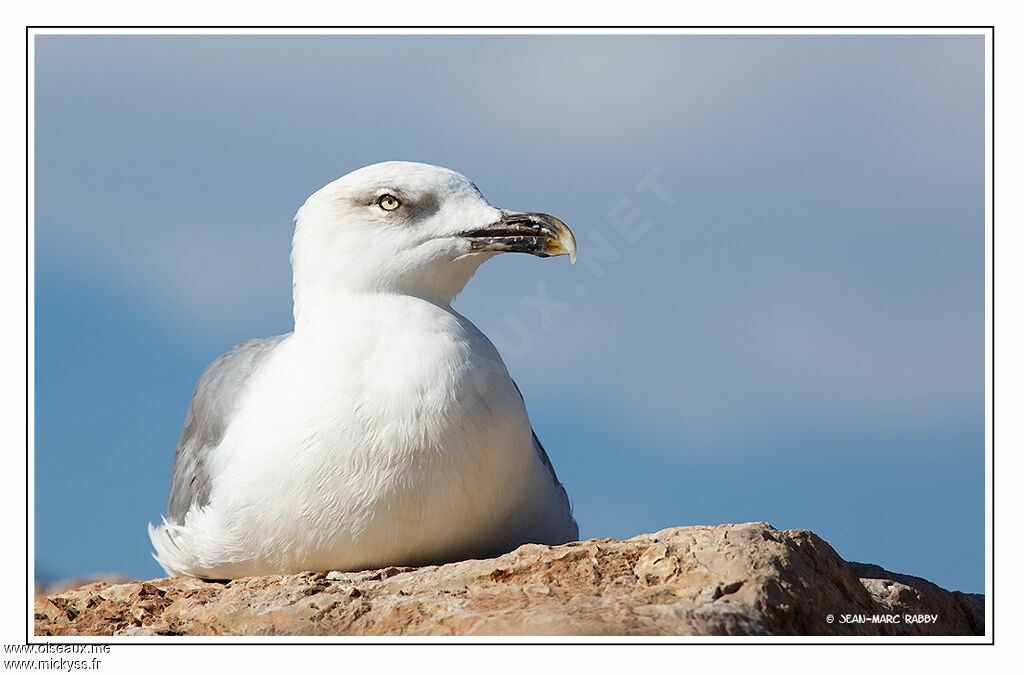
[35,574,132,600]
[34,522,984,636]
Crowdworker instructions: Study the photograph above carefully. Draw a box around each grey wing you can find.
[531,431,573,509]
[167,333,291,523]
[510,380,576,527]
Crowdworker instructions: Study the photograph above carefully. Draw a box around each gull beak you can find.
[461,210,577,264]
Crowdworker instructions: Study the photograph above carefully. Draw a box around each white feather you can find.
[149,162,577,578]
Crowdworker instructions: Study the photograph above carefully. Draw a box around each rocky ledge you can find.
[35,522,984,637]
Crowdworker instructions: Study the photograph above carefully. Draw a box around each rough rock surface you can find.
[34,522,984,637]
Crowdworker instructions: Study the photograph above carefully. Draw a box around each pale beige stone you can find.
[34,522,983,637]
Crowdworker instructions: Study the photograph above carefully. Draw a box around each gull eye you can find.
[377,194,401,211]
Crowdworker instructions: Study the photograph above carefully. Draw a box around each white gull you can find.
[148,161,579,579]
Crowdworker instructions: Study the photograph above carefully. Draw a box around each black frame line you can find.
[24,25,996,647]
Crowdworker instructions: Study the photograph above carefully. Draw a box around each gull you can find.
[148,161,580,579]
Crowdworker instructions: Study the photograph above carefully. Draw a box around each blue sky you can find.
[34,34,985,592]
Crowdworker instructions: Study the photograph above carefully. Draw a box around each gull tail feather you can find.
[148,516,200,578]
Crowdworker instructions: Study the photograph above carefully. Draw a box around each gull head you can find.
[291,161,576,311]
